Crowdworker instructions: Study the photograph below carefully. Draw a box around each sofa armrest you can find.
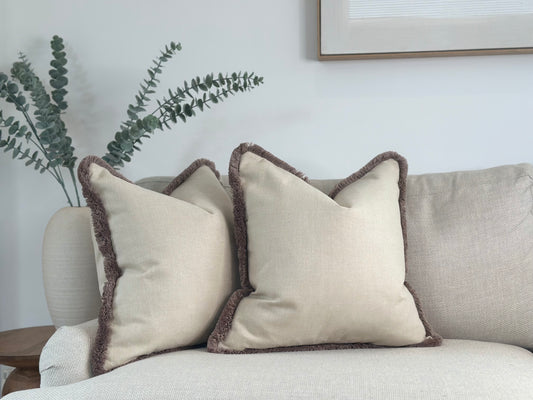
[39,319,97,387]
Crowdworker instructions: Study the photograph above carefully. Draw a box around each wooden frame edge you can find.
[317,0,533,61]
[317,0,322,60]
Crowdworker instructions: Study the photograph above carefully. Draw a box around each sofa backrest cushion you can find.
[405,163,533,350]
[80,161,533,350]
[137,162,533,349]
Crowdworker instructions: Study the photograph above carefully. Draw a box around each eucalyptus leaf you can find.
[12,145,20,158]
[5,138,15,151]
[9,123,19,135]
[7,83,18,94]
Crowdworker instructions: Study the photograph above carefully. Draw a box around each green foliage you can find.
[1,37,80,206]
[0,110,46,170]
[120,41,181,131]
[10,56,76,169]
[1,36,264,205]
[49,35,69,111]
[102,48,264,167]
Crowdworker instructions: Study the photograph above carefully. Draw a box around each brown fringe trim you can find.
[78,156,221,375]
[329,152,409,268]
[330,152,441,346]
[404,281,443,347]
[228,143,308,288]
[207,144,441,354]
[206,289,253,352]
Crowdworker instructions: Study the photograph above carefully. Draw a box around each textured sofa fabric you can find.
[7,339,533,400]
[405,163,533,349]
[138,163,533,350]
[8,162,531,400]
[39,319,96,387]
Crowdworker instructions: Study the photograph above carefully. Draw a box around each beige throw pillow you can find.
[78,157,237,374]
[208,144,440,353]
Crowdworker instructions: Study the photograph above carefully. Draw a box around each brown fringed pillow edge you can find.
[207,143,442,354]
[78,156,220,375]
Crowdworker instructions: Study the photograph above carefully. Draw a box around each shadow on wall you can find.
[61,42,100,157]
[301,0,318,61]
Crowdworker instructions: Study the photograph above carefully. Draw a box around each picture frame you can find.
[318,0,533,60]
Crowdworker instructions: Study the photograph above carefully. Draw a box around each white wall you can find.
[1,0,533,331]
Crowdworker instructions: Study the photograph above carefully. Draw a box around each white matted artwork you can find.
[318,0,533,60]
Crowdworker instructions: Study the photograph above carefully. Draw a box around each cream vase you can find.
[42,207,101,327]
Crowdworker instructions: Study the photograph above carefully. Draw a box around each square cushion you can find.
[78,157,237,374]
[208,144,440,353]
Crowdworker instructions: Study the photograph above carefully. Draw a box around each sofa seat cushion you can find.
[7,340,533,400]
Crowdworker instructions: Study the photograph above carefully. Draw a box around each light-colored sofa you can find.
[5,163,533,399]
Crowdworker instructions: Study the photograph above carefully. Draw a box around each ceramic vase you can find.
[42,207,101,327]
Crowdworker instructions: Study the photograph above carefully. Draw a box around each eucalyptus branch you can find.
[151,73,248,118]
[0,131,73,206]
[48,36,69,111]
[11,58,75,168]
[5,92,51,157]
[68,168,80,207]
[0,118,69,199]
[120,41,182,131]
[2,86,65,184]
[102,69,264,167]
[1,39,80,207]
[157,73,263,125]
[9,49,80,206]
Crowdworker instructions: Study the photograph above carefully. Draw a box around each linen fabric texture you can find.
[78,157,237,374]
[208,144,440,353]
[405,163,533,350]
[30,339,533,400]
[39,319,97,387]
[92,177,189,296]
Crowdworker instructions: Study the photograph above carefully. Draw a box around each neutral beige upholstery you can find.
[405,163,533,349]
[11,340,533,400]
[93,177,194,295]
[95,178,232,295]
[214,150,430,352]
[40,319,97,387]
[84,162,237,372]
[133,163,533,350]
[28,162,533,400]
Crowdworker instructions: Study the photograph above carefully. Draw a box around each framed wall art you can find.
[318,0,533,60]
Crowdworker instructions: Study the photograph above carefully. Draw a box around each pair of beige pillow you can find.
[79,145,440,374]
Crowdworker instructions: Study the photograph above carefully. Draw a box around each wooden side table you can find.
[0,326,55,396]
